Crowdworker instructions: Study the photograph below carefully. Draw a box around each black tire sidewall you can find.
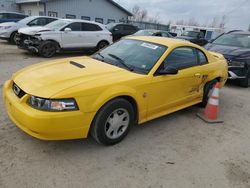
[201,80,217,107]
[91,98,135,145]
[97,41,108,51]
[240,70,250,88]
[9,31,17,44]
[39,41,57,58]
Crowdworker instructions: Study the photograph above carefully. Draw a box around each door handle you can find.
[194,73,201,78]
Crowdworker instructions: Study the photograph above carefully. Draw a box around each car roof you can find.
[126,36,196,48]
[227,31,250,35]
[60,19,104,26]
[0,11,26,15]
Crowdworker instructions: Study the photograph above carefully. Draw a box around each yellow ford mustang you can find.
[3,36,228,145]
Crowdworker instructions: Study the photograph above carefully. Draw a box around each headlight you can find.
[228,61,245,67]
[28,96,78,111]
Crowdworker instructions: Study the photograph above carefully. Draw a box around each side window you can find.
[0,13,6,19]
[65,22,81,31]
[162,32,170,37]
[163,47,198,70]
[46,18,57,24]
[107,19,115,24]
[82,23,102,31]
[197,50,208,65]
[27,18,47,26]
[114,25,123,31]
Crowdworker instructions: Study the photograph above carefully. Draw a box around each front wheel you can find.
[91,98,135,145]
[240,71,250,88]
[8,31,18,44]
[38,41,57,58]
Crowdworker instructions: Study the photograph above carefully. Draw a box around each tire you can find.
[200,80,217,107]
[8,31,18,44]
[91,98,135,145]
[96,41,109,51]
[38,41,57,58]
[240,71,250,88]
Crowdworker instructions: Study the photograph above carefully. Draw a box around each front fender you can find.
[89,85,147,123]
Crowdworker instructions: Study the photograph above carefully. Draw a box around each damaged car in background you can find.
[16,19,113,57]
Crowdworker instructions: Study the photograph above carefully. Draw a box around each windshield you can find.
[18,16,35,24]
[45,19,71,30]
[182,31,199,37]
[92,39,167,74]
[213,34,250,48]
[134,30,155,36]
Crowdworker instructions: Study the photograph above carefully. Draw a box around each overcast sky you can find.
[115,0,250,30]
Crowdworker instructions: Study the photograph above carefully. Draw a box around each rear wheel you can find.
[200,80,217,107]
[91,98,135,145]
[8,31,18,44]
[96,41,109,51]
[240,71,250,88]
[39,41,57,58]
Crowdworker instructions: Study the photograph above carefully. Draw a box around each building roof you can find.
[15,0,133,16]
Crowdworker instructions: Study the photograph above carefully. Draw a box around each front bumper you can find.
[16,34,41,53]
[0,31,10,40]
[228,66,247,80]
[2,80,95,140]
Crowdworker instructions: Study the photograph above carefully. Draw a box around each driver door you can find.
[147,47,203,121]
[61,22,85,48]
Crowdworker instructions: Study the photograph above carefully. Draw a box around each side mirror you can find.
[64,28,72,32]
[158,66,178,75]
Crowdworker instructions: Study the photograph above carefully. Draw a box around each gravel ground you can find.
[0,40,250,188]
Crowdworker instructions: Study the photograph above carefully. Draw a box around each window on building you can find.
[82,23,102,31]
[39,11,44,16]
[28,10,32,16]
[81,16,90,21]
[66,14,76,19]
[95,18,103,24]
[107,19,115,24]
[48,11,58,17]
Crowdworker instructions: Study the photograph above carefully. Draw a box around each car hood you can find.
[0,22,16,27]
[18,26,52,35]
[13,56,139,98]
[204,43,250,58]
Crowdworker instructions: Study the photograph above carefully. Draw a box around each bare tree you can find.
[131,5,148,22]
[218,15,227,29]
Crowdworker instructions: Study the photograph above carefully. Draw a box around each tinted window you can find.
[124,25,136,31]
[213,33,250,48]
[46,18,57,24]
[198,50,208,65]
[107,19,115,24]
[163,47,198,70]
[65,22,81,31]
[0,13,7,19]
[27,18,47,26]
[82,23,102,31]
[114,25,123,31]
[162,32,171,37]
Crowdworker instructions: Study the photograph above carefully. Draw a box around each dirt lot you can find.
[0,40,250,188]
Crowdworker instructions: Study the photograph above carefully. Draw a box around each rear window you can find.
[82,23,102,31]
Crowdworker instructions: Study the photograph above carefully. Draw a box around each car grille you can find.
[12,83,26,98]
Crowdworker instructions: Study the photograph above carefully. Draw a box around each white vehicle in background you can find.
[0,16,58,43]
[16,19,113,57]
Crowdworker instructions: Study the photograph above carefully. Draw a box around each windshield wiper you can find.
[108,53,134,72]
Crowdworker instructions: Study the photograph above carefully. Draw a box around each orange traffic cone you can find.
[197,82,224,123]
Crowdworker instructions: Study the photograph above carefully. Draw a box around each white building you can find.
[1,0,133,24]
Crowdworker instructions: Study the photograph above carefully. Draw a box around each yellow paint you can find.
[3,36,228,140]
